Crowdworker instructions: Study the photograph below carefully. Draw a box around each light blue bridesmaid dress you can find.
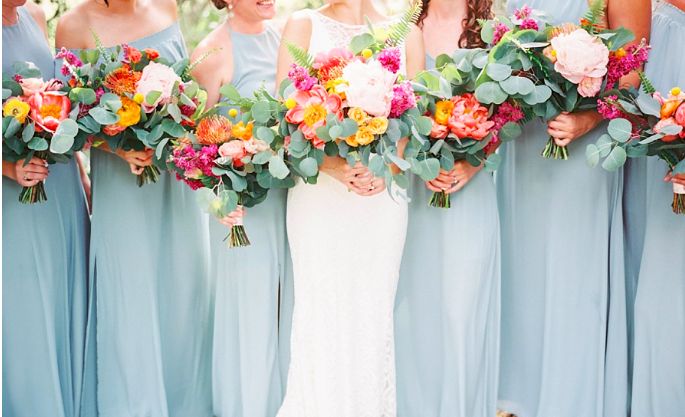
[631,3,685,416]
[394,54,500,417]
[73,23,213,417]
[496,1,629,416]
[2,6,94,417]
[210,25,288,417]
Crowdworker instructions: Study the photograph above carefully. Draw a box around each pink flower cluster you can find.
[513,6,539,31]
[377,48,402,74]
[492,23,511,45]
[288,64,316,91]
[56,47,83,76]
[492,102,525,131]
[171,143,220,190]
[389,81,416,118]
[597,95,625,120]
[606,42,650,89]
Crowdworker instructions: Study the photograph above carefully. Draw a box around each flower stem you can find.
[672,193,685,215]
[19,182,47,204]
[541,136,569,160]
[136,165,161,187]
[429,191,451,209]
[224,225,251,248]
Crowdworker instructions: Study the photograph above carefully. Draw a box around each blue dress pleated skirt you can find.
[2,6,94,417]
[394,54,500,417]
[496,2,629,416]
[210,26,289,417]
[80,23,213,417]
[631,4,685,416]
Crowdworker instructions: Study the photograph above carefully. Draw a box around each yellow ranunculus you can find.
[671,87,682,96]
[354,126,375,146]
[3,98,30,124]
[361,49,373,59]
[228,108,239,118]
[345,135,359,147]
[348,107,368,125]
[133,93,144,104]
[435,100,455,126]
[231,121,254,141]
[285,97,297,110]
[325,78,348,100]
[368,117,388,135]
[116,96,141,127]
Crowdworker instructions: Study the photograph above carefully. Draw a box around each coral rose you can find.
[218,140,248,166]
[654,117,682,142]
[550,29,609,84]
[244,138,270,154]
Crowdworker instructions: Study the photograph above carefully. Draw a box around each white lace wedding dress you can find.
[277,10,408,417]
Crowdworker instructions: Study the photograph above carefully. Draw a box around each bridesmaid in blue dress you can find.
[496,1,650,416]
[394,0,500,416]
[55,1,213,416]
[2,2,94,416]
[631,1,685,415]
[191,1,288,415]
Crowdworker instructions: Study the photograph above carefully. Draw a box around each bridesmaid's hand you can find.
[342,163,385,196]
[426,161,482,195]
[665,172,685,187]
[115,149,154,175]
[217,206,245,228]
[547,111,603,147]
[5,157,49,187]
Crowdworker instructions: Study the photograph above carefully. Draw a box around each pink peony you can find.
[285,85,342,146]
[135,62,182,112]
[577,76,603,97]
[27,91,71,133]
[430,119,449,139]
[447,93,495,140]
[19,78,62,96]
[550,29,609,84]
[342,59,396,117]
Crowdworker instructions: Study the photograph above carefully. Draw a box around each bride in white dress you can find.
[275,2,424,416]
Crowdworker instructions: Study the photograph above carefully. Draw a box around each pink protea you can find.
[313,48,354,85]
[389,81,416,118]
[447,93,495,140]
[285,85,342,148]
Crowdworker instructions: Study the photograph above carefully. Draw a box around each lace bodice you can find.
[306,9,407,75]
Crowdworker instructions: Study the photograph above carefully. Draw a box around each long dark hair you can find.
[417,0,493,49]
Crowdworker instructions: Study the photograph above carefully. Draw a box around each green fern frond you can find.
[286,42,314,71]
[583,0,606,28]
[184,48,219,78]
[385,0,422,47]
[638,71,656,95]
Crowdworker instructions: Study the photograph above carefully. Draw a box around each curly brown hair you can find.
[211,0,227,10]
[417,0,493,49]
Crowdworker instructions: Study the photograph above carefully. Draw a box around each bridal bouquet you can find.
[169,86,294,247]
[478,1,644,160]
[277,2,432,189]
[412,50,525,208]
[58,42,205,186]
[587,85,685,214]
[2,62,84,203]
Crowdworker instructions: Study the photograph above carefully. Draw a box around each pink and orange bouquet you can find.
[478,1,646,160]
[412,51,525,207]
[2,63,84,203]
[58,41,204,186]
[588,85,685,214]
[276,2,431,188]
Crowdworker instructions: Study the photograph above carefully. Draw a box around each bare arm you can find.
[404,24,425,79]
[191,27,233,108]
[25,1,49,41]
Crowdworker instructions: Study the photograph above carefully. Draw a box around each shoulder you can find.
[405,23,423,46]
[55,3,93,49]
[191,23,232,83]
[281,9,313,46]
[24,1,48,39]
[159,0,179,20]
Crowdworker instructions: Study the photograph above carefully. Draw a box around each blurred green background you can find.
[35,0,506,50]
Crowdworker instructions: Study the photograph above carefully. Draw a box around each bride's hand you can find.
[116,149,154,175]
[342,163,385,196]
[217,206,245,228]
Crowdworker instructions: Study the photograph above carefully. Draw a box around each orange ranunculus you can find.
[103,65,142,96]
[231,121,254,141]
[434,100,455,126]
[196,115,233,145]
[27,91,71,133]
[144,48,160,61]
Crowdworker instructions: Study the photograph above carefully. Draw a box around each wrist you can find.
[2,160,17,181]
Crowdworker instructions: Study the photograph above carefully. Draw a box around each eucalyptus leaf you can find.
[607,118,632,142]
[252,101,271,123]
[500,76,535,96]
[636,93,661,117]
[4,117,21,138]
[601,146,627,171]
[268,155,290,179]
[21,122,35,143]
[69,88,97,105]
[49,134,75,154]
[475,82,508,105]
[89,107,119,125]
[298,157,319,177]
[28,137,49,151]
[256,126,275,144]
[485,63,512,82]
[586,144,601,167]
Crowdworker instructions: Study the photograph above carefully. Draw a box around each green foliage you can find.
[385,0,421,47]
[638,71,656,95]
[286,42,314,70]
[582,0,606,32]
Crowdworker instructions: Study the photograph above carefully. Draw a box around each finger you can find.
[445,179,467,194]
[22,171,48,181]
[547,120,568,131]
[29,156,48,166]
[129,164,144,175]
[426,181,443,193]
[431,177,454,190]
[23,164,49,175]
[554,137,572,147]
[19,178,41,187]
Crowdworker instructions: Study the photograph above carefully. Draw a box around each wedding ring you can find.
[23,175,29,181]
